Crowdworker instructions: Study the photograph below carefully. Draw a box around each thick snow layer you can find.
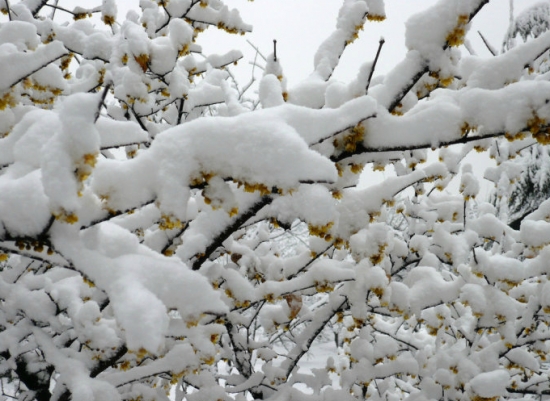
[337,163,448,237]
[366,79,550,153]
[313,0,367,81]
[368,50,425,109]
[270,185,336,226]
[0,40,67,91]
[5,1,550,401]
[366,102,462,149]
[96,117,149,148]
[469,370,509,397]
[91,99,383,218]
[520,220,550,248]
[186,3,252,34]
[41,93,101,213]
[0,20,39,51]
[463,30,550,89]
[54,222,227,353]
[406,0,459,55]
[405,266,463,315]
[0,169,51,236]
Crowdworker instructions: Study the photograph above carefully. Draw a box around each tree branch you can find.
[478,30,497,56]
[331,129,514,163]
[386,0,490,112]
[192,196,272,270]
[366,38,385,94]
[28,0,49,17]
[90,345,128,378]
[282,296,347,379]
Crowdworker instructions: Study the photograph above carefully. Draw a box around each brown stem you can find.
[192,196,271,270]
[366,38,385,94]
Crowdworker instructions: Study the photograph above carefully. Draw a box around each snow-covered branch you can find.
[2,1,550,401]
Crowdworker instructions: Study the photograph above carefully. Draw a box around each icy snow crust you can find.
[3,0,550,400]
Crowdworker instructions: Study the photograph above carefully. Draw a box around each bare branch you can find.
[478,30,498,56]
[192,196,272,270]
[366,38,385,94]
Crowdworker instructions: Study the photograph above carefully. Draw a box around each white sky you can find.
[53,0,543,85]
[196,0,543,85]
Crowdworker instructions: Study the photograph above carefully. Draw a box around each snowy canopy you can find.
[2,1,550,401]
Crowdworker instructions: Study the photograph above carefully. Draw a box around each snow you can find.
[469,370,509,398]
[4,1,550,401]
[366,101,462,149]
[366,0,385,19]
[92,106,339,220]
[259,74,285,108]
[368,50,425,110]
[506,348,540,372]
[186,3,252,34]
[55,222,228,353]
[0,169,51,236]
[405,0,485,82]
[96,117,148,149]
[0,40,67,91]
[110,278,168,353]
[405,266,463,315]
[313,0,368,81]
[0,20,40,51]
[41,93,100,214]
[520,219,550,248]
[270,185,336,227]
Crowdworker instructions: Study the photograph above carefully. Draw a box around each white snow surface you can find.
[3,1,550,401]
[469,370,509,397]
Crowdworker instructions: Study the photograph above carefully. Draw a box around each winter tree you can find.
[497,1,550,230]
[2,1,550,401]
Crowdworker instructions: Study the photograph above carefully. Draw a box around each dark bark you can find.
[14,356,53,401]
[192,196,271,270]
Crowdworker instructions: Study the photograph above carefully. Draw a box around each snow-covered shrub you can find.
[1,1,550,401]
[498,1,550,229]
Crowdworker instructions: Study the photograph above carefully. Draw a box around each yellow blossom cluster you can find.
[236,180,272,196]
[367,13,385,22]
[446,15,469,47]
[134,54,149,73]
[346,24,364,45]
[369,244,387,265]
[73,12,93,21]
[216,21,245,35]
[22,78,64,106]
[158,214,184,230]
[75,153,98,196]
[14,239,53,255]
[102,15,115,26]
[308,222,334,240]
[54,209,79,224]
[527,114,550,144]
[0,91,16,111]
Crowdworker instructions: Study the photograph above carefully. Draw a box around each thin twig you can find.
[366,37,385,94]
[246,40,267,62]
[5,0,11,21]
[192,196,272,270]
[8,52,68,90]
[49,0,59,19]
[94,82,112,123]
[478,30,497,56]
